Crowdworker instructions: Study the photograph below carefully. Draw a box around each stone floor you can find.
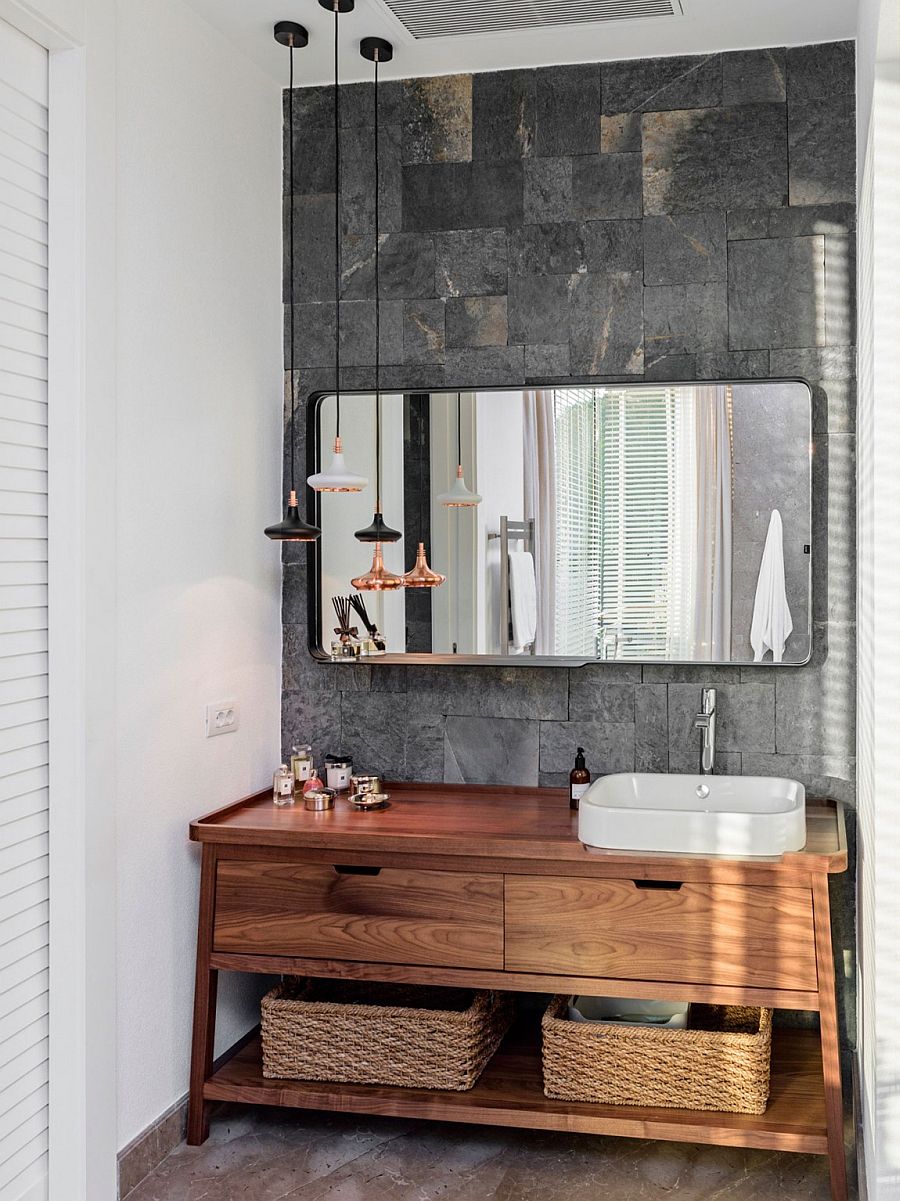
[126,1104,835,1201]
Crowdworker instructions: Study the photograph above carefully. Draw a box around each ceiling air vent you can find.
[379,0,682,39]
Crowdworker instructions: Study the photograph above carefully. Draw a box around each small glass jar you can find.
[272,764,294,806]
[290,744,313,787]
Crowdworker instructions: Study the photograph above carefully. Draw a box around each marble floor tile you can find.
[127,1107,835,1201]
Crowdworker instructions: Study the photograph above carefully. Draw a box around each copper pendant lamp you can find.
[265,21,320,542]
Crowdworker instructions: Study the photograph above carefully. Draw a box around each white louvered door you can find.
[0,17,49,1201]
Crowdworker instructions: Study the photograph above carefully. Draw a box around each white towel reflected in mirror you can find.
[750,509,793,662]
[508,551,537,654]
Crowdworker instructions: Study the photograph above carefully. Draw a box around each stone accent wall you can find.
[281,43,856,804]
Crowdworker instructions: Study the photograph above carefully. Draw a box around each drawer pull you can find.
[632,879,683,891]
[332,864,382,876]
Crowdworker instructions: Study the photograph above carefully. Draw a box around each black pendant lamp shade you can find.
[265,21,320,542]
[355,34,400,545]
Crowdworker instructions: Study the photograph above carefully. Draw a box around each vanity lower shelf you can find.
[204,1024,828,1155]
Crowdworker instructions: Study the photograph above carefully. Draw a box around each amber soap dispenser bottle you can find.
[569,746,590,811]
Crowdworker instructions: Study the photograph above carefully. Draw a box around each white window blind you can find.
[0,18,49,1201]
[553,387,676,659]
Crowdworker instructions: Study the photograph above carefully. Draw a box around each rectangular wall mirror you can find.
[308,380,812,666]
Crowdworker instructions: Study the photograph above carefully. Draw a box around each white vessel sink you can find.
[578,773,806,857]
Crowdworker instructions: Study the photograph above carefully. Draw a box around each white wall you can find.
[113,0,283,1150]
[475,393,524,654]
[856,0,900,1195]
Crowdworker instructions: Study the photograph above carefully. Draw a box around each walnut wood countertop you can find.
[190,782,846,878]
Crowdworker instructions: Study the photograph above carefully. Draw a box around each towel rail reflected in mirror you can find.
[305,379,813,666]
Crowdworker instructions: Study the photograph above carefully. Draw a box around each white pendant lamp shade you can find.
[307,436,368,492]
[439,464,482,507]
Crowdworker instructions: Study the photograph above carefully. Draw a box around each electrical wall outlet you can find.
[206,701,239,738]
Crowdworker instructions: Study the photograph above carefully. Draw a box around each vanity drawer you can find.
[214,861,504,970]
[504,876,817,991]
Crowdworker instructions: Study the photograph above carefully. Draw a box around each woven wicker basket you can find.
[261,978,514,1090]
[542,996,772,1114]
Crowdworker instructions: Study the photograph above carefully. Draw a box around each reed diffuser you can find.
[331,596,360,659]
[349,594,386,656]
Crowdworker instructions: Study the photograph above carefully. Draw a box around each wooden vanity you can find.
[188,783,848,1201]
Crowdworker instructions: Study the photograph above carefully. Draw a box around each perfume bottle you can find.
[273,764,294,806]
[290,743,313,787]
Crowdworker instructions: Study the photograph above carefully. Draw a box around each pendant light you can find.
[354,36,401,549]
[351,541,403,591]
[265,21,320,542]
[307,0,367,492]
[403,400,445,588]
[438,393,482,507]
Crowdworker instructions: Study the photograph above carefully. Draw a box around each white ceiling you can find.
[185,0,859,87]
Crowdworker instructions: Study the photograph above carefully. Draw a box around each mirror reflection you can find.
[314,381,811,665]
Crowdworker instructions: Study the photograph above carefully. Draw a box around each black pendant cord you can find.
[457,391,462,467]
[374,51,381,513]
[333,5,342,441]
[288,42,296,495]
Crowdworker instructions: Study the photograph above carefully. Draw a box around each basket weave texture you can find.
[541,997,772,1114]
[261,978,514,1090]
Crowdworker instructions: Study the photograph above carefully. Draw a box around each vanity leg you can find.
[812,874,848,1201]
[187,844,218,1146]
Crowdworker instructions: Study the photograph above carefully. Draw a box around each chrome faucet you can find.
[693,687,717,775]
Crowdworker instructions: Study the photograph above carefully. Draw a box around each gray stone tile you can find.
[340,79,404,128]
[722,48,787,105]
[775,622,856,756]
[643,353,696,381]
[404,665,568,719]
[535,64,603,157]
[667,682,775,752]
[634,684,669,772]
[289,302,335,369]
[444,716,539,786]
[644,281,728,358]
[473,70,535,161]
[643,212,727,285]
[282,689,342,766]
[446,295,508,348]
[508,273,572,345]
[726,208,771,241]
[340,299,403,367]
[284,625,337,694]
[540,720,635,775]
[600,112,641,153]
[727,236,825,350]
[583,219,644,274]
[402,161,524,231]
[695,350,770,379]
[570,271,644,375]
[769,347,856,434]
[378,232,436,300]
[642,104,788,216]
[568,679,636,722]
[444,345,525,387]
[643,664,743,683]
[405,712,444,782]
[434,228,509,298]
[525,343,570,378]
[402,75,473,165]
[369,664,408,693]
[767,202,856,237]
[287,194,336,304]
[403,298,446,363]
[742,752,855,804]
[524,157,572,223]
[340,122,402,240]
[786,41,855,100]
[789,96,856,206]
[339,231,376,300]
[287,89,335,196]
[572,154,643,220]
[602,54,722,115]
[340,691,409,778]
[825,229,855,347]
[510,222,587,276]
